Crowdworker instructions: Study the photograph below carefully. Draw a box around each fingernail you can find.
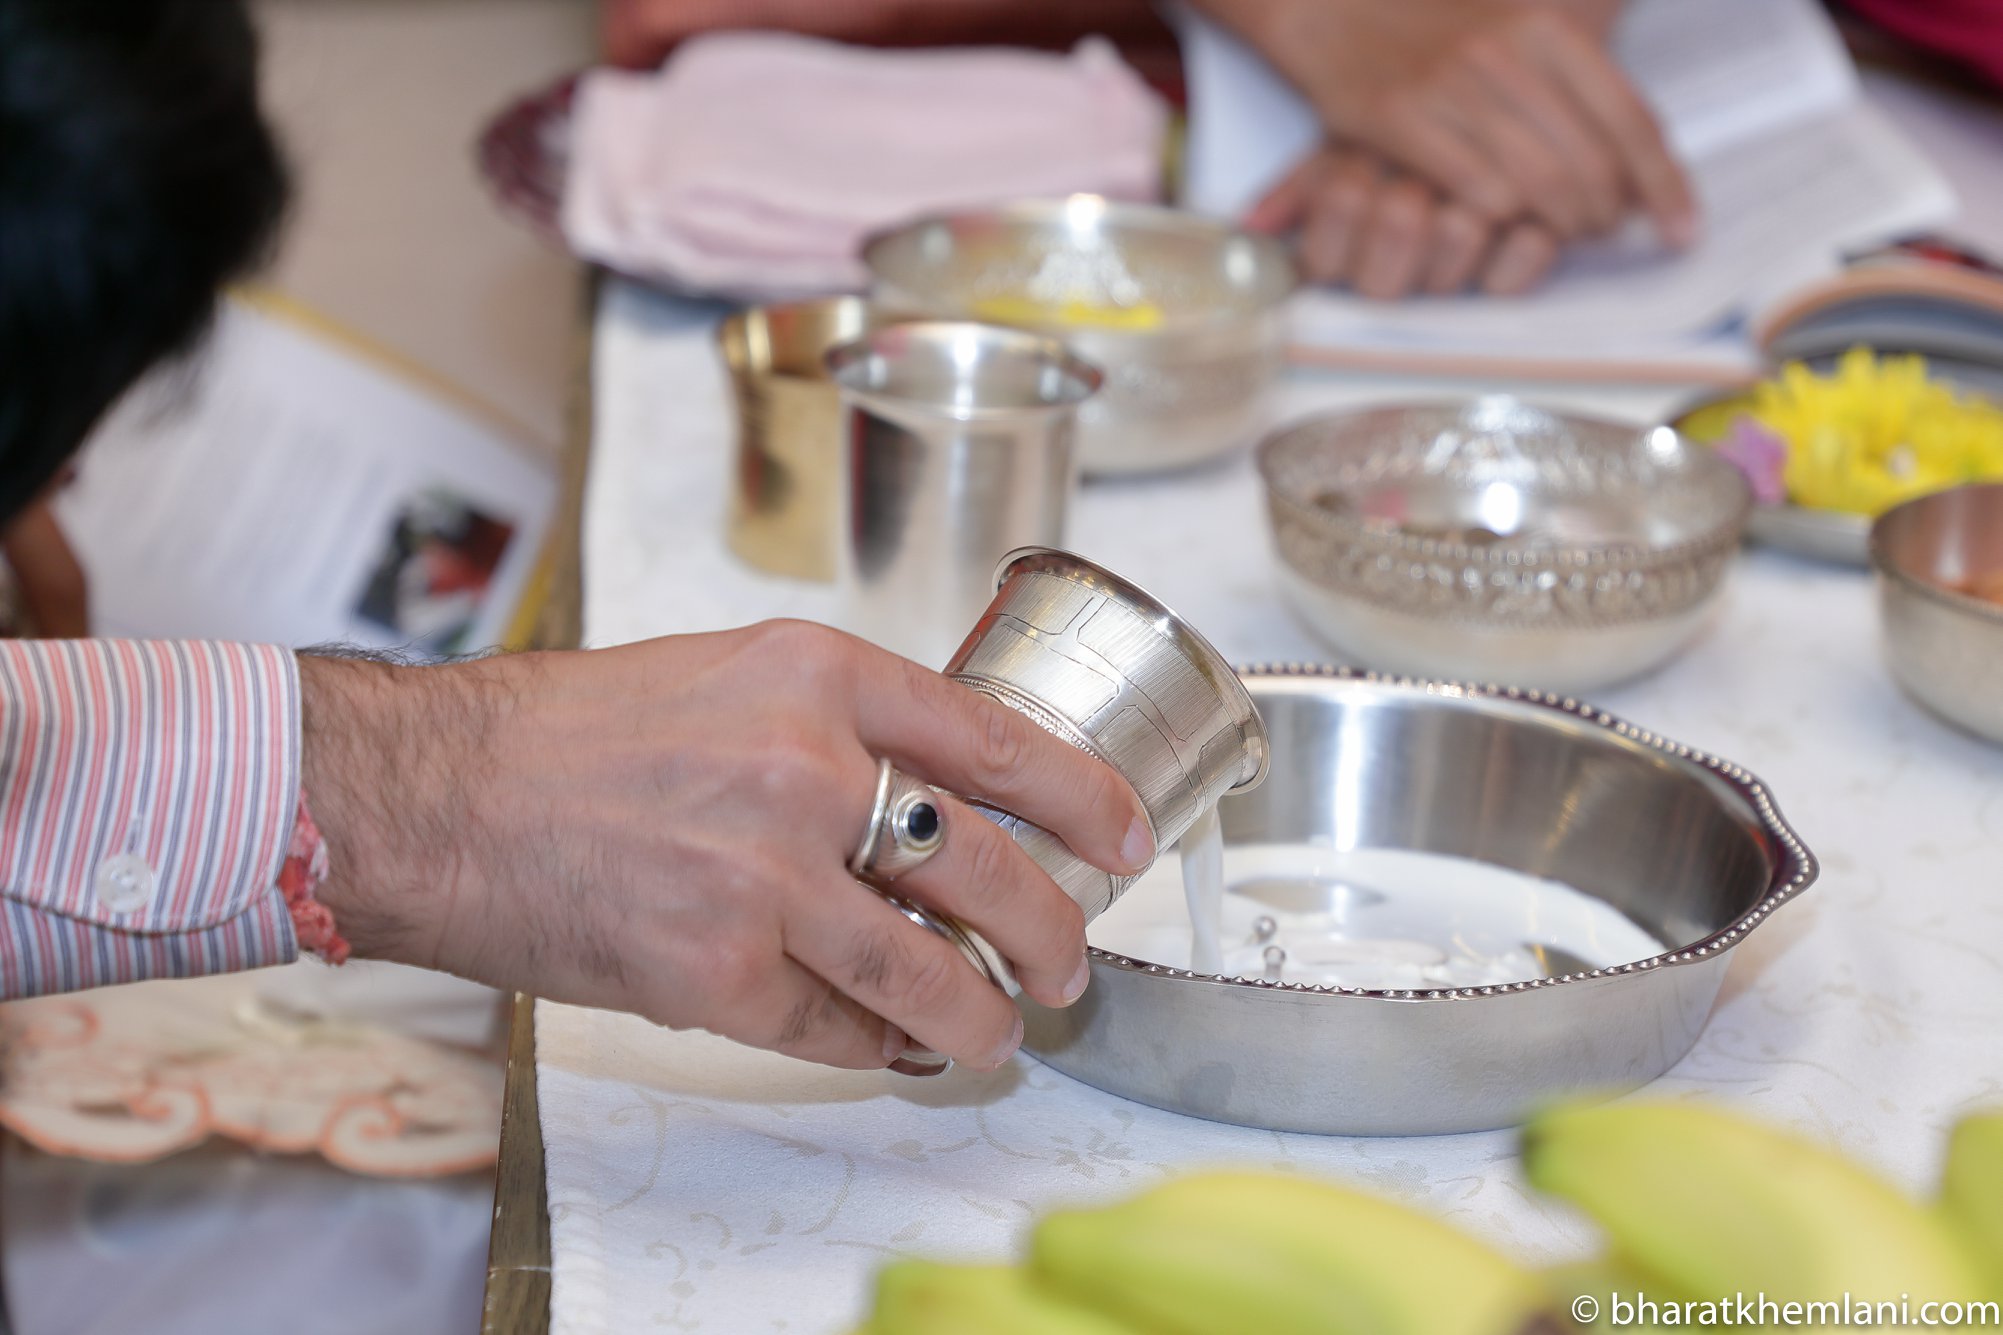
[881,1024,908,1064]
[1662,211,1698,250]
[1120,815,1155,872]
[989,1014,1023,1069]
[1063,956,1092,1005]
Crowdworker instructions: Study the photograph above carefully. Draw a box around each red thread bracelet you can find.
[278,788,349,965]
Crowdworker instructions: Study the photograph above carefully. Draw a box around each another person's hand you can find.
[1196,0,1696,247]
[0,495,89,637]
[1250,144,1562,298]
[299,622,1152,1073]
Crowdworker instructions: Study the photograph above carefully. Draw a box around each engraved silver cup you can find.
[874,550,1268,1076]
[947,548,1270,921]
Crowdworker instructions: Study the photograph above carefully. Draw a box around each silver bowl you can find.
[1870,482,2003,744]
[1256,398,1753,694]
[861,197,1297,476]
[1020,665,1817,1136]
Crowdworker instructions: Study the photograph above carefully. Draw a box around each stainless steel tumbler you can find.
[824,322,1099,668]
[877,548,1269,1075]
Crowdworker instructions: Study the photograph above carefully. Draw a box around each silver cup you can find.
[948,548,1270,919]
[875,549,1269,1075]
[825,322,1100,668]
[716,296,888,581]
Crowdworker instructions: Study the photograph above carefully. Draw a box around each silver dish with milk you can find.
[1019,664,1817,1136]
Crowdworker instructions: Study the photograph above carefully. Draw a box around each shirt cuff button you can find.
[93,853,158,915]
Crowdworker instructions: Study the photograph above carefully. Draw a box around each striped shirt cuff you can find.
[0,641,301,997]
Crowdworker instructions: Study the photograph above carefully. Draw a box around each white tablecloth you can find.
[536,277,2003,1334]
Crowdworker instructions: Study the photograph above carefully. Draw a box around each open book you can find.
[54,293,556,658]
[1178,0,1966,380]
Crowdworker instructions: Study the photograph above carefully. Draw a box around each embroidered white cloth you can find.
[559,34,1167,298]
[535,277,2003,1333]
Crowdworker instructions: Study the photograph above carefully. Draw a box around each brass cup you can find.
[717,297,883,580]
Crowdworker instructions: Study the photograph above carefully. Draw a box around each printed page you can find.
[54,297,554,657]
[1613,0,1858,160]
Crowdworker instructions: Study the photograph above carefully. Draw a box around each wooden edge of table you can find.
[482,271,597,1335]
[484,992,553,1335]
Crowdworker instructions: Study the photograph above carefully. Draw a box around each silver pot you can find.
[862,197,1297,476]
[1020,665,1817,1136]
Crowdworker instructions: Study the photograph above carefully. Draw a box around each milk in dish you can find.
[1126,834,1667,991]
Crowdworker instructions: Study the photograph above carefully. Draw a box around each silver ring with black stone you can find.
[848,757,945,882]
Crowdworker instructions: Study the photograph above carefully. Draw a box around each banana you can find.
[864,1260,1145,1335]
[1940,1111,2003,1299]
[1523,1100,1985,1322]
[1030,1171,1552,1335]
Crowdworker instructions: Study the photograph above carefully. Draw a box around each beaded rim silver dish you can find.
[1080,661,1818,1001]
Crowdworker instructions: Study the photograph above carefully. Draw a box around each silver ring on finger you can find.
[848,757,945,882]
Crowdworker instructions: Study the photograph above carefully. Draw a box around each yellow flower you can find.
[1745,347,2003,515]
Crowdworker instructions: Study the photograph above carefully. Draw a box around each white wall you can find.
[251,0,597,454]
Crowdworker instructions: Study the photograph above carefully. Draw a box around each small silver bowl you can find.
[1870,482,2003,744]
[1020,665,1817,1136]
[862,196,1297,476]
[1256,398,1753,694]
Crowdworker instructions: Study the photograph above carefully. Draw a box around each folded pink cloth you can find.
[560,33,1167,297]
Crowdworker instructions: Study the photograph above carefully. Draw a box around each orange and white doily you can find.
[0,965,502,1177]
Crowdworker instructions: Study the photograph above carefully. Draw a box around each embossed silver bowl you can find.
[1871,482,2003,744]
[1020,664,1818,1136]
[1256,398,1753,694]
[862,197,1298,476]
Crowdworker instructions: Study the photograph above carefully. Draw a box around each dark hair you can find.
[0,0,288,523]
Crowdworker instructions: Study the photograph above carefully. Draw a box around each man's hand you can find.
[297,622,1151,1073]
[1250,144,1562,298]
[1196,0,1696,247]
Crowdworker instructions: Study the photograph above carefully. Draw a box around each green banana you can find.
[864,1260,1146,1335]
[1940,1111,2003,1300]
[1030,1171,1552,1335]
[1523,1101,1985,1316]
